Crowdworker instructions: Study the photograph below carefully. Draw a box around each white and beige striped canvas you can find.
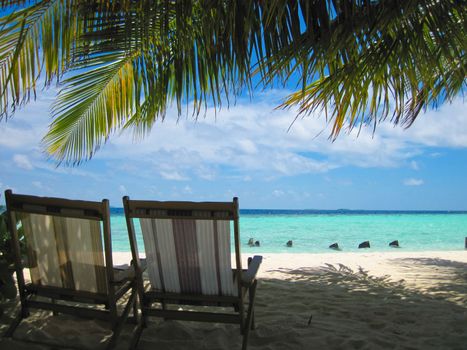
[19,213,107,294]
[140,217,237,296]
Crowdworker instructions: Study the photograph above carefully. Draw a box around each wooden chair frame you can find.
[3,190,143,349]
[123,196,262,350]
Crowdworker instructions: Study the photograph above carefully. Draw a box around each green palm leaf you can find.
[0,0,79,118]
[44,0,260,163]
[44,51,139,164]
[0,1,465,164]
[268,0,466,135]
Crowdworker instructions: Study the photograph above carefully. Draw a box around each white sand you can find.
[1,250,467,349]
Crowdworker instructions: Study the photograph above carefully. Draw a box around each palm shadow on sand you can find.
[388,257,467,304]
[1,260,466,349]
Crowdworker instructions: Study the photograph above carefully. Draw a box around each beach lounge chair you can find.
[3,190,143,349]
[123,196,262,350]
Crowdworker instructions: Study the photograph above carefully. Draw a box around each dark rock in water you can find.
[248,238,254,247]
[329,243,340,250]
[389,240,400,248]
[286,240,293,247]
[254,240,260,247]
[358,241,370,249]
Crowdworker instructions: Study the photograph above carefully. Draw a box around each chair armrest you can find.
[241,255,263,286]
[113,258,147,283]
[113,264,134,283]
[137,258,148,272]
[127,257,147,273]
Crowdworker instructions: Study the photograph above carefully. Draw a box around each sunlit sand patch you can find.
[1,251,466,349]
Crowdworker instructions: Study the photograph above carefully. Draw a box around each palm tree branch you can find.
[43,50,140,164]
[0,0,464,164]
[0,0,78,119]
[271,0,466,136]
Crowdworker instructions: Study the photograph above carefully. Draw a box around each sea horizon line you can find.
[108,208,467,214]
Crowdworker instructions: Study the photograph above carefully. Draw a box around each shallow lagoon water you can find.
[110,209,467,253]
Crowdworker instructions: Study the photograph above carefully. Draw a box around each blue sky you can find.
[1,88,466,210]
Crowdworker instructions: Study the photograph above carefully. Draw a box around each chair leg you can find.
[242,280,257,350]
[133,289,138,317]
[239,299,245,335]
[4,311,24,337]
[4,299,30,337]
[52,298,59,316]
[129,322,144,350]
[21,304,30,318]
[106,319,124,350]
[138,281,148,328]
[141,303,148,328]
[138,294,149,328]
[128,291,145,350]
[162,301,171,321]
[251,308,256,330]
[106,288,138,350]
[128,286,139,325]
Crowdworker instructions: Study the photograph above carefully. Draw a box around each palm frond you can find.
[44,51,139,164]
[1,0,465,164]
[265,0,466,136]
[44,0,263,162]
[0,0,78,119]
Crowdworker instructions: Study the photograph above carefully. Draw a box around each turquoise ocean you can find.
[110,209,467,253]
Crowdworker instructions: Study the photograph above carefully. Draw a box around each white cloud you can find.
[402,101,467,147]
[272,189,285,197]
[410,160,419,170]
[118,185,127,194]
[0,89,54,150]
[195,167,217,181]
[0,125,44,150]
[2,90,467,183]
[31,181,52,193]
[94,96,466,181]
[159,171,189,181]
[32,181,43,189]
[237,139,258,154]
[13,154,34,170]
[403,178,424,186]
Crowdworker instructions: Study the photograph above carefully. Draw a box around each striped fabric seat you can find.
[123,197,262,350]
[139,214,236,296]
[4,190,143,350]
[18,212,107,294]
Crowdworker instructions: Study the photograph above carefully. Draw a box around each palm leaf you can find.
[266,0,466,135]
[44,0,261,163]
[1,0,465,164]
[44,51,139,164]
[0,0,80,119]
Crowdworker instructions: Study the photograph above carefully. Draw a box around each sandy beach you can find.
[1,250,467,349]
